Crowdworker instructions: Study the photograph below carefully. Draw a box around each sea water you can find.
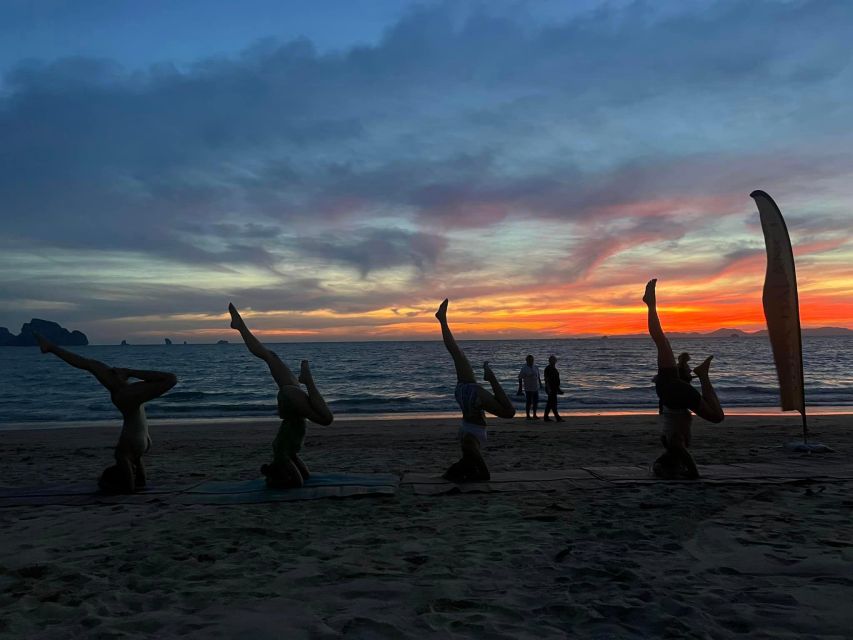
[0,337,850,424]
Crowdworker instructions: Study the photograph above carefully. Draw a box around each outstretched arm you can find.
[480,362,516,419]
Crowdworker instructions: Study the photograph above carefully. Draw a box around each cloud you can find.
[297,228,447,277]
[1,0,852,339]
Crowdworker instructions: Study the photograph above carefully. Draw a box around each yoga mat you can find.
[584,463,853,485]
[176,473,399,504]
[401,470,610,496]
[402,463,853,494]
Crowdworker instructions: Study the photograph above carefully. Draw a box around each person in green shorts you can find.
[229,303,333,488]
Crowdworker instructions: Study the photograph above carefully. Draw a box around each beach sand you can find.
[1,414,852,639]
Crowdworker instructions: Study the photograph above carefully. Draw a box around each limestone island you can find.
[0,319,88,347]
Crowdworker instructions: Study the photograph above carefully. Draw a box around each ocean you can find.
[0,337,851,424]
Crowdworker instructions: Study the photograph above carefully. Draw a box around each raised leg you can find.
[112,369,177,412]
[229,303,298,387]
[480,362,516,419]
[37,335,121,393]
[298,360,334,426]
[644,279,676,369]
[436,299,476,384]
[692,356,725,423]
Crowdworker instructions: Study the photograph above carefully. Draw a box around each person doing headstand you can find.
[229,303,333,489]
[36,335,177,493]
[643,279,724,479]
[435,298,516,482]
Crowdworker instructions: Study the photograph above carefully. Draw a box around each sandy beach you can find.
[1,414,852,639]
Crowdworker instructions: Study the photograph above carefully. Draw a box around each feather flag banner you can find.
[751,190,806,427]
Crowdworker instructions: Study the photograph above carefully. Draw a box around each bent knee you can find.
[701,409,725,424]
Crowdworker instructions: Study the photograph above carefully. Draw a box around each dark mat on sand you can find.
[401,470,610,495]
[402,463,853,494]
[174,473,399,504]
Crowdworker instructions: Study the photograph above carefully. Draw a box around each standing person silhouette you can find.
[229,303,333,488]
[543,355,565,422]
[643,279,724,479]
[36,334,177,493]
[435,299,516,482]
[517,355,543,420]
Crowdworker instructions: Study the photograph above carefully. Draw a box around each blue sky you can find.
[1,0,851,342]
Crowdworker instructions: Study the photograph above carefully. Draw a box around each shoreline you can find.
[1,405,851,432]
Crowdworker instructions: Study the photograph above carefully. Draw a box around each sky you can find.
[1,0,852,343]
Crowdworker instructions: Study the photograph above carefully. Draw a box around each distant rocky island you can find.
[0,319,88,347]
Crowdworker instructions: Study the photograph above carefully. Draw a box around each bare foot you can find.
[483,361,495,380]
[692,355,713,378]
[228,303,244,330]
[34,332,53,354]
[643,279,657,306]
[435,298,449,322]
[298,360,313,386]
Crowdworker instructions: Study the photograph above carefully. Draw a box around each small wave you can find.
[160,391,215,402]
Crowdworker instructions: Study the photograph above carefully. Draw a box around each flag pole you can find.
[751,189,829,452]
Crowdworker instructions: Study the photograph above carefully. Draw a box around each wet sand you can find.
[1,414,852,638]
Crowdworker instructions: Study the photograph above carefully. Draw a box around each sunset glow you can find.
[1,1,852,343]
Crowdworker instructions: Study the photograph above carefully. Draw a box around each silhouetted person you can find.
[543,355,564,422]
[436,299,515,482]
[229,303,333,489]
[36,334,177,493]
[643,279,724,479]
[517,354,543,419]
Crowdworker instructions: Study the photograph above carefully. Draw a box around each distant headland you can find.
[595,327,853,340]
[0,319,88,347]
